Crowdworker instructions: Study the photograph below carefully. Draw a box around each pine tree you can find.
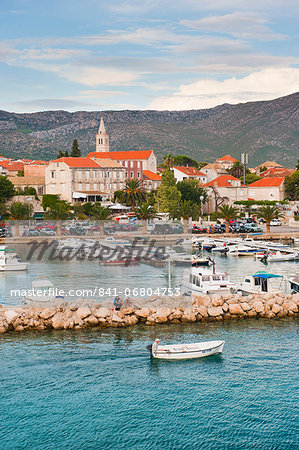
[70,139,81,157]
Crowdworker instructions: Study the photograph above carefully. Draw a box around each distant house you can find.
[200,163,227,183]
[8,176,45,195]
[143,170,161,192]
[255,161,284,175]
[172,166,207,183]
[204,174,248,211]
[260,168,294,178]
[214,155,238,170]
[247,177,285,201]
[0,161,25,176]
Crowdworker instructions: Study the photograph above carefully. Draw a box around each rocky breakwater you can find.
[0,292,298,334]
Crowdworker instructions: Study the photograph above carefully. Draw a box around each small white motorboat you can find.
[148,339,225,360]
[288,275,299,293]
[0,246,29,271]
[237,271,283,295]
[22,277,65,305]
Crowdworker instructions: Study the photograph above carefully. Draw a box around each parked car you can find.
[23,228,39,237]
[39,228,56,236]
[270,219,282,226]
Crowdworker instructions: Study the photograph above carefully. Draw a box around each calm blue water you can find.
[0,319,298,449]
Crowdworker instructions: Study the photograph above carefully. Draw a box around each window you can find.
[119,172,123,178]
[130,171,134,178]
[61,183,65,191]
[113,171,117,178]
[86,183,90,190]
[125,172,128,178]
[93,183,97,189]
[78,171,82,179]
[93,171,97,178]
[51,171,55,179]
[100,183,104,190]
[51,185,55,192]
[137,172,140,178]
[85,171,89,178]
[60,171,65,180]
[78,183,82,190]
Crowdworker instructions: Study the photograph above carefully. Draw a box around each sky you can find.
[0,0,298,112]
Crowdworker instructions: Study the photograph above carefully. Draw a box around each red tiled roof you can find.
[143,170,161,181]
[31,160,49,165]
[174,166,205,176]
[216,155,238,162]
[53,157,102,168]
[260,168,294,177]
[88,151,153,160]
[0,161,25,171]
[205,174,244,187]
[248,177,285,187]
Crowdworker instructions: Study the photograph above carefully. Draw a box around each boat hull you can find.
[152,341,224,360]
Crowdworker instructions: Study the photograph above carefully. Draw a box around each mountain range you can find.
[0,92,298,167]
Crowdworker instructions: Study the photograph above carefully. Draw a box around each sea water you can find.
[0,319,298,449]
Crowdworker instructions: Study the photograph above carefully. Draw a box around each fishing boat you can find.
[180,261,237,295]
[191,256,213,267]
[0,246,29,271]
[22,277,65,304]
[287,275,299,293]
[148,338,225,360]
[237,271,283,295]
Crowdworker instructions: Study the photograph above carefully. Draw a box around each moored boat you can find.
[287,275,299,293]
[148,338,225,360]
[0,246,29,271]
[237,271,283,295]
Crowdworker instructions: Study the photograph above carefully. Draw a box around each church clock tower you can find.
[96,116,110,152]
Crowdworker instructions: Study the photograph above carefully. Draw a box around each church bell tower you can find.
[96,116,110,152]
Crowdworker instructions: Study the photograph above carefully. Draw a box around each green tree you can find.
[243,173,261,185]
[285,171,299,200]
[42,194,60,211]
[218,204,238,233]
[170,200,194,233]
[163,153,175,170]
[257,205,284,233]
[9,201,33,236]
[0,176,15,203]
[23,186,37,195]
[134,202,159,234]
[17,169,24,177]
[228,161,249,178]
[173,155,199,168]
[70,139,81,157]
[118,179,145,210]
[156,169,181,213]
[177,179,207,205]
[90,203,113,236]
[0,203,9,220]
[57,150,69,158]
[44,201,71,235]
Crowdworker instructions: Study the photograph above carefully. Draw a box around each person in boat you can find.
[113,296,122,311]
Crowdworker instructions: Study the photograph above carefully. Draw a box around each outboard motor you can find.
[261,253,268,264]
[146,344,153,352]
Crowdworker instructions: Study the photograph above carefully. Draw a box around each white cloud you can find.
[148,68,299,110]
[181,12,285,40]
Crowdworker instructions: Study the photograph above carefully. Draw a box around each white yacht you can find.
[288,275,299,293]
[0,246,29,271]
[180,263,237,295]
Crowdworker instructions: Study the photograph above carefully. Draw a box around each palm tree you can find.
[90,204,113,236]
[9,202,33,236]
[134,202,159,234]
[44,201,71,236]
[170,200,194,233]
[218,204,238,233]
[163,153,175,170]
[257,205,284,233]
[120,179,145,210]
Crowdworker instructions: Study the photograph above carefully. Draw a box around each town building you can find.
[260,167,294,178]
[172,166,207,183]
[45,157,126,202]
[200,163,228,183]
[8,176,45,195]
[142,170,161,192]
[204,174,248,211]
[95,116,110,152]
[247,177,285,201]
[214,155,238,170]
[255,161,284,175]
